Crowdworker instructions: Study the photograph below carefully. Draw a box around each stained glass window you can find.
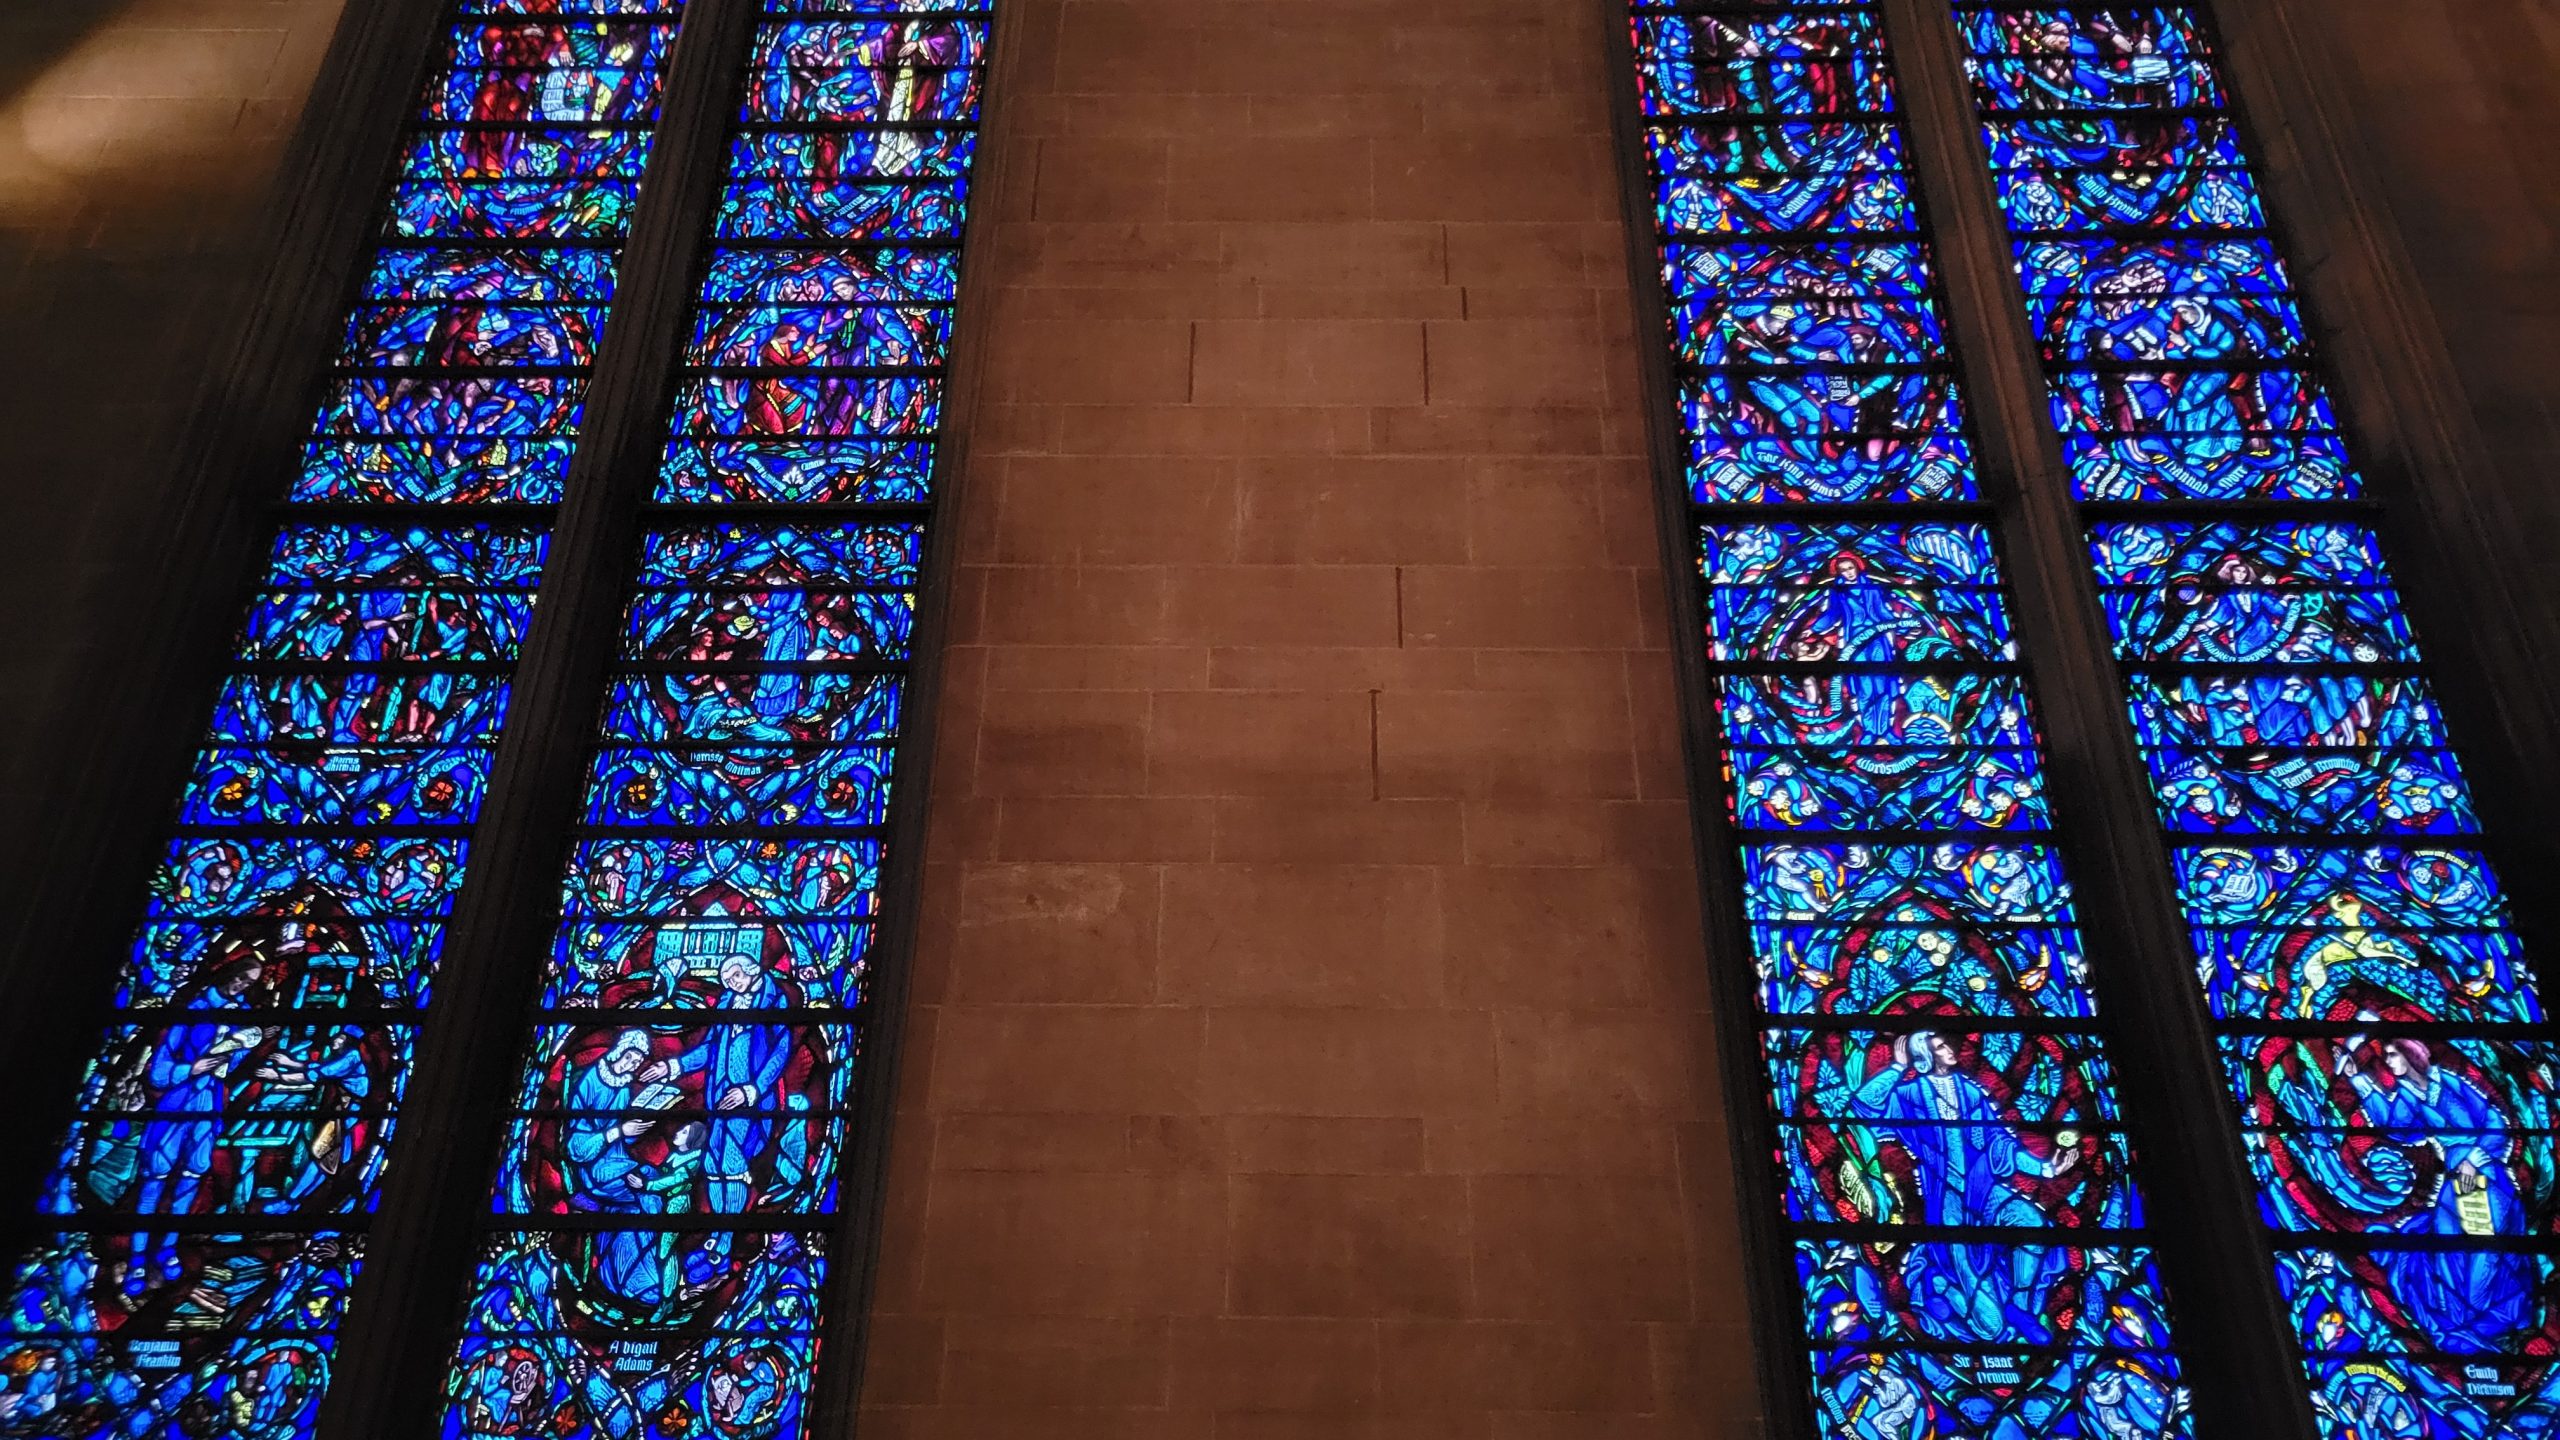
[0,3,689,1434]
[435,5,985,1436]
[1626,5,2192,1433]
[1954,5,2560,1433]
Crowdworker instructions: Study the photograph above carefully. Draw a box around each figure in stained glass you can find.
[2021,239,2304,366]
[2235,1032,2547,1357]
[504,1018,841,1220]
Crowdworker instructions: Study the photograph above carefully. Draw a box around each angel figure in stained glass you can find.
[701,1346,792,1437]
[2330,1032,2533,1350]
[1828,1354,1924,1440]
[2084,1366,2190,1440]
[453,1344,550,1438]
[702,958,796,1219]
[2308,1367,2427,1440]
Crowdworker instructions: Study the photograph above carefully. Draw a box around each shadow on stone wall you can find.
[0,0,346,834]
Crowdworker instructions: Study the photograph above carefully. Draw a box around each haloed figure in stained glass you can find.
[2246,1029,2543,1342]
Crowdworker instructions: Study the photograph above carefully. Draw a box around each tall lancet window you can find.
[1624,4,2189,1434]
[442,7,983,1435]
[1954,5,2560,1435]
[0,3,690,1430]
[0,1,992,1437]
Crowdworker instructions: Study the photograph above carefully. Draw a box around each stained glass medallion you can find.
[1626,3,2191,1433]
[1956,4,2560,1434]
[437,5,989,1436]
[0,2,691,1433]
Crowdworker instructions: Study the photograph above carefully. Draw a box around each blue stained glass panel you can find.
[120,919,445,1012]
[2060,430,2358,504]
[2242,1121,2559,1239]
[600,672,903,745]
[1985,118,2263,233]
[1800,1240,2176,1350]
[1809,1347,2190,1439]
[439,18,673,68]
[1723,673,2048,832]
[584,744,894,827]
[1632,11,1892,118]
[361,246,620,302]
[2276,1245,2560,1363]
[714,177,967,242]
[206,672,511,748]
[2016,239,2307,365]
[446,1230,822,1438]
[621,589,915,663]
[685,303,951,371]
[728,129,978,182]
[293,436,580,505]
[656,438,936,503]
[420,62,665,128]
[315,376,586,437]
[1780,1119,2139,1227]
[147,837,468,920]
[398,128,657,182]
[240,589,536,664]
[1769,1026,2123,1129]
[1754,920,2093,1020]
[459,0,682,16]
[2090,522,2417,666]
[2178,845,2539,1027]
[636,523,923,586]
[43,1023,412,1219]
[1701,523,2017,663]
[1688,429,1977,505]
[180,746,494,828]
[0,1233,360,1440]
[1742,840,2097,1020]
[542,920,871,1010]
[386,178,642,241]
[1646,121,1914,235]
[2049,366,2336,444]
[1685,367,1970,443]
[696,246,960,306]
[668,373,942,438]
[497,1022,853,1214]
[342,303,605,371]
[744,21,984,122]
[1668,248,1945,368]
[2143,748,2473,837]
[561,839,883,919]
[1958,7,2222,111]
[1705,520,2002,586]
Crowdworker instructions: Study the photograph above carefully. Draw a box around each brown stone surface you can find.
[870,0,1761,1432]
